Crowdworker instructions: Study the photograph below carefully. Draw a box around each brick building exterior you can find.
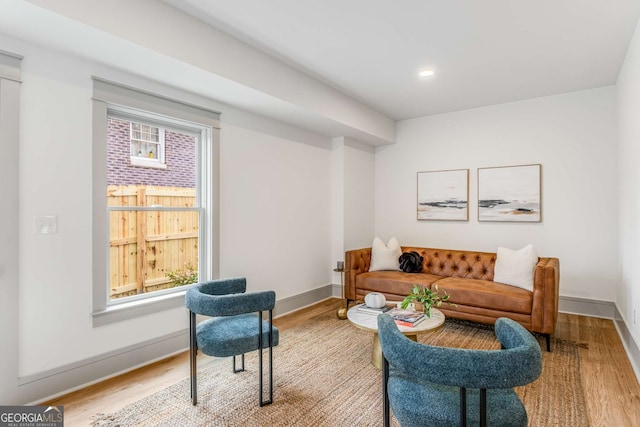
[107,117,196,187]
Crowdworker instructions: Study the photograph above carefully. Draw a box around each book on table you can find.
[356,303,395,315]
[386,307,426,327]
[394,316,427,327]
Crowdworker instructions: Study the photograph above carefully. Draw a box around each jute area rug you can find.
[92,313,588,427]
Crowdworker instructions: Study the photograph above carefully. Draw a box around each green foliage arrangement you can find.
[167,262,198,287]
[401,284,453,318]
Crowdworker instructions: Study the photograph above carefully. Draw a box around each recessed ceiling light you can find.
[418,69,435,77]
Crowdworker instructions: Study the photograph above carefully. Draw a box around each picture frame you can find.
[417,169,469,221]
[477,164,541,222]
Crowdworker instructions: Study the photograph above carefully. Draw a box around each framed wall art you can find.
[417,169,469,221]
[477,164,541,222]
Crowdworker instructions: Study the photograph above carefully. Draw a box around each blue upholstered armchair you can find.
[185,277,279,406]
[377,315,542,427]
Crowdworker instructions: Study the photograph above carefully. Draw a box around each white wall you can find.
[219,111,332,299]
[375,87,618,301]
[5,36,334,386]
[617,19,640,347]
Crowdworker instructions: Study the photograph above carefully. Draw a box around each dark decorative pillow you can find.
[399,251,424,273]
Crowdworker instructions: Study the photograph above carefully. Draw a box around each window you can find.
[130,121,166,168]
[92,78,220,326]
[107,109,200,301]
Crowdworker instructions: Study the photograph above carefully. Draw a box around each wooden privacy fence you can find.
[108,185,199,299]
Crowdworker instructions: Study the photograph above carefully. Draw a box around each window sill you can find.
[130,157,167,169]
[92,290,187,327]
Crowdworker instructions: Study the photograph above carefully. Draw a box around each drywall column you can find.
[343,138,375,251]
[0,50,22,404]
[617,17,640,378]
[331,137,345,290]
[332,137,375,293]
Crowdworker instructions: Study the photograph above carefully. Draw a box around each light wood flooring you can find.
[46,298,640,426]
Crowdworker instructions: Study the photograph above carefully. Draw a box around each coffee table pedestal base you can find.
[371,332,417,370]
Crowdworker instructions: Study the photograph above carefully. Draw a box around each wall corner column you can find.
[331,136,376,293]
[0,49,22,404]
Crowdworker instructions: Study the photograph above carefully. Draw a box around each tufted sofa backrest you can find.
[401,247,496,281]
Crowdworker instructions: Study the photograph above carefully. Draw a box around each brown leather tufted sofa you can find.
[345,246,560,350]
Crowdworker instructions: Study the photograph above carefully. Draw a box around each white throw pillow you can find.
[369,237,402,272]
[493,244,538,291]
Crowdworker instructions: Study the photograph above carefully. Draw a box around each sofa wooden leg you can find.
[544,334,551,352]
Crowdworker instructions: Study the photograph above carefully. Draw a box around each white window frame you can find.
[129,120,167,169]
[92,78,220,327]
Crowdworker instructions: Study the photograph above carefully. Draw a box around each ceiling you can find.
[163,0,640,120]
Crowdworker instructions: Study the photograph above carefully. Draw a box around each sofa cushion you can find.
[370,237,402,271]
[435,277,533,315]
[494,245,538,291]
[356,271,444,297]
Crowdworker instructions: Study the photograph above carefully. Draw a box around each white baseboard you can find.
[558,295,616,318]
[21,284,334,405]
[274,284,334,317]
[332,283,342,298]
[20,329,189,405]
[613,305,640,384]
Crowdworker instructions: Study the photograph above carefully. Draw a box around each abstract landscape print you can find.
[417,169,469,221]
[478,164,541,222]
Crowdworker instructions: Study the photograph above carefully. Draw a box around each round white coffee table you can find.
[347,304,445,369]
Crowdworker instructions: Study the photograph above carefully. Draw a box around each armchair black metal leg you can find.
[479,388,487,427]
[258,310,274,407]
[545,333,551,352]
[259,310,264,406]
[383,356,390,427]
[189,311,197,406]
[268,309,274,404]
[460,387,467,427]
[233,354,245,373]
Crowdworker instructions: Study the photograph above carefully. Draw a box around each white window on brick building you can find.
[130,121,166,168]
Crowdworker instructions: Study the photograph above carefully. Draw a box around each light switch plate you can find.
[34,215,58,234]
